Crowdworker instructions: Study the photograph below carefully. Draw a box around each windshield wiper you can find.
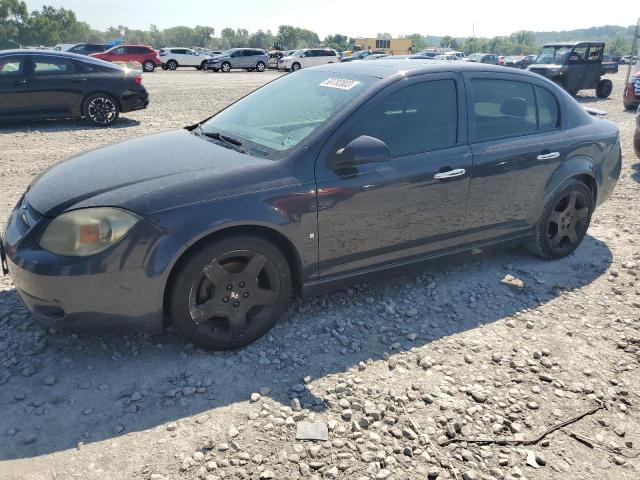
[195,126,246,154]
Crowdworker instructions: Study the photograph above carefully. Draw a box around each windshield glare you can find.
[201,70,377,158]
[535,46,571,65]
[222,49,235,56]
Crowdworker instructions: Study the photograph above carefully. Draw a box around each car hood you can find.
[26,129,272,217]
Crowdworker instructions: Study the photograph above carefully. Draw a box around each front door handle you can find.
[434,168,466,180]
[537,151,560,161]
[73,78,88,83]
[12,79,27,86]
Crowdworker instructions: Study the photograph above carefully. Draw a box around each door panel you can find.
[27,56,84,115]
[315,74,471,278]
[0,56,31,116]
[465,76,565,241]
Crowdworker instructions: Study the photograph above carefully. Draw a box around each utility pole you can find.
[628,18,640,81]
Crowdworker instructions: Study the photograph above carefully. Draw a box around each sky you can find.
[24,0,635,39]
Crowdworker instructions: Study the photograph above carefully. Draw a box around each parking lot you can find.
[0,69,638,480]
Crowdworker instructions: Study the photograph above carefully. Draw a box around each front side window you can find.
[569,46,588,64]
[33,57,76,75]
[346,79,458,156]
[471,79,537,141]
[112,47,125,55]
[0,57,24,76]
[201,70,378,157]
[588,46,603,62]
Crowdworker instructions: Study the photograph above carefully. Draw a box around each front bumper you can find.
[2,201,166,334]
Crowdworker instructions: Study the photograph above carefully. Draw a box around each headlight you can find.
[39,207,140,257]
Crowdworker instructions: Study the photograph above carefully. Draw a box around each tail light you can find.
[134,74,142,85]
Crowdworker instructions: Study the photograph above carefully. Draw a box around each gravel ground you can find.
[0,69,638,480]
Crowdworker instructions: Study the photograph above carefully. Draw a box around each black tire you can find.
[168,235,292,350]
[528,179,594,259]
[221,62,231,73]
[142,60,156,72]
[200,60,208,70]
[167,60,178,71]
[291,62,301,71]
[256,61,266,72]
[596,79,613,99]
[161,64,169,70]
[634,130,640,159]
[212,67,219,72]
[83,93,120,127]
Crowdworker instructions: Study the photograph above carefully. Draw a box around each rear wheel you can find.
[168,236,292,350]
[528,179,593,259]
[143,60,155,72]
[83,93,120,127]
[596,79,613,98]
[200,60,208,70]
[634,130,640,158]
[167,60,178,70]
[221,62,231,73]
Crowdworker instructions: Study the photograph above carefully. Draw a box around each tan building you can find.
[353,37,412,55]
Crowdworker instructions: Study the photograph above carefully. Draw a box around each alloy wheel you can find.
[188,250,280,341]
[547,190,590,254]
[87,97,117,125]
[221,63,231,72]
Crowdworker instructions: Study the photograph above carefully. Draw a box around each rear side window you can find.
[471,79,537,141]
[350,79,458,156]
[33,57,76,75]
[0,57,24,76]
[536,87,559,131]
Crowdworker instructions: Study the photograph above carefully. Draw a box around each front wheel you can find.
[167,60,178,71]
[168,236,292,350]
[528,179,593,259]
[221,62,231,73]
[83,93,120,127]
[256,61,266,72]
[291,62,301,71]
[596,79,613,98]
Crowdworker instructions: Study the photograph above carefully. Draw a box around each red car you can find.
[624,70,640,110]
[91,45,161,72]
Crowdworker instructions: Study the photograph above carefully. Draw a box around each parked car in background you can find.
[527,42,618,97]
[340,50,384,62]
[0,50,148,126]
[503,55,536,69]
[451,51,465,59]
[498,56,505,65]
[1,60,621,350]
[53,44,79,52]
[91,45,161,72]
[159,48,211,70]
[279,48,339,71]
[204,48,268,72]
[434,54,459,61]
[363,54,389,60]
[620,55,638,65]
[465,53,500,64]
[624,71,640,110]
[54,43,107,55]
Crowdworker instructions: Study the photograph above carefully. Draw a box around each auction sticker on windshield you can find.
[319,78,361,90]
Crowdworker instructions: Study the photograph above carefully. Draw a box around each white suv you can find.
[159,48,212,70]
[279,48,340,71]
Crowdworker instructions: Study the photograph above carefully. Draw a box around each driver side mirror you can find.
[328,135,392,170]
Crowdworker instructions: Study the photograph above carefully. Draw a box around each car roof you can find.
[0,49,125,69]
[543,41,605,47]
[312,59,545,80]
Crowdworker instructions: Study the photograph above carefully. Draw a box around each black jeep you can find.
[527,42,618,97]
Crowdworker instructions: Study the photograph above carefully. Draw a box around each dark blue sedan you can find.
[1,61,622,349]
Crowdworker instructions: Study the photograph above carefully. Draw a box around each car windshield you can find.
[200,70,378,158]
[222,49,236,56]
[535,46,572,65]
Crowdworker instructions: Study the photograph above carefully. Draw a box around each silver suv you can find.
[204,48,268,72]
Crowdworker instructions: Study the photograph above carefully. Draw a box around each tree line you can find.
[0,0,634,56]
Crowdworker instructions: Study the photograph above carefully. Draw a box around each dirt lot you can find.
[0,68,638,480]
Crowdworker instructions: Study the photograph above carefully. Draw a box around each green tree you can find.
[440,35,459,50]
[324,33,348,51]
[408,33,426,52]
[0,0,28,43]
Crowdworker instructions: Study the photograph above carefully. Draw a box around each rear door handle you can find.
[73,78,88,83]
[12,79,27,86]
[537,152,560,161]
[434,168,466,179]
